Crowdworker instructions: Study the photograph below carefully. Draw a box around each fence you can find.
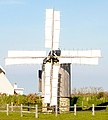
[0,104,108,118]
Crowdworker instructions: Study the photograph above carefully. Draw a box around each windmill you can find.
[5,9,101,112]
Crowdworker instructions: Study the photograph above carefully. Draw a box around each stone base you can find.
[59,98,70,113]
[42,97,70,113]
[42,98,53,113]
[42,98,47,113]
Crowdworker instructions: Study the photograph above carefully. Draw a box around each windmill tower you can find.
[5,9,101,112]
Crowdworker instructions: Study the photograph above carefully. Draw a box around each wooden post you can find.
[11,102,13,112]
[7,104,9,116]
[55,105,58,117]
[92,104,95,116]
[82,101,83,108]
[35,105,38,118]
[21,104,23,117]
[74,104,76,116]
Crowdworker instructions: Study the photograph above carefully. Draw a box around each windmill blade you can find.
[45,9,60,50]
[59,58,99,65]
[60,50,101,58]
[5,58,45,65]
[50,63,59,106]
[59,50,101,65]
[45,9,53,49]
[7,51,46,57]
[44,63,52,104]
[52,10,60,50]
[5,51,46,65]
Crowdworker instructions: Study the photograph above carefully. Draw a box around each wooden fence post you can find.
[21,104,23,117]
[7,104,9,116]
[11,102,13,112]
[92,104,95,116]
[55,105,58,117]
[74,104,76,116]
[82,101,83,108]
[35,105,38,118]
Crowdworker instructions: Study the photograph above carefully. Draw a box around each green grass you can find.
[0,111,108,120]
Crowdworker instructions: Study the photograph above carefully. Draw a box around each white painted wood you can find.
[50,64,59,106]
[0,69,14,95]
[44,63,52,103]
[5,58,44,65]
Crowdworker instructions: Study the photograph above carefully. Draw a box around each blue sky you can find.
[0,0,108,94]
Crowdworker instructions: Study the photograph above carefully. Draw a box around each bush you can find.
[0,94,42,107]
[97,92,104,99]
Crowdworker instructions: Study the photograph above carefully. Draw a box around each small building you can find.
[14,83,24,95]
[0,65,14,95]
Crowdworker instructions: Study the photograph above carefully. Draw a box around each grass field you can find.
[0,111,108,120]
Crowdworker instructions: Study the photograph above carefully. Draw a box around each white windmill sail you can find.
[50,63,59,106]
[59,50,101,65]
[44,63,52,103]
[45,9,53,48]
[5,51,46,65]
[53,10,60,50]
[44,9,60,105]
[45,9,60,50]
[60,50,101,57]
[59,57,99,65]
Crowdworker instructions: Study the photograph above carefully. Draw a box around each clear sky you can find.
[0,0,108,94]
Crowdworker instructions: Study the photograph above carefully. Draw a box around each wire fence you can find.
[0,104,108,118]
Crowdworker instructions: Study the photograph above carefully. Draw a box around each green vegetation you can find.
[0,87,108,119]
[71,87,108,110]
[0,112,108,120]
[0,87,108,111]
[0,93,42,107]
[0,91,108,108]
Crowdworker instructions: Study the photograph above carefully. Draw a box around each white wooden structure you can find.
[0,65,14,95]
[14,83,24,95]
